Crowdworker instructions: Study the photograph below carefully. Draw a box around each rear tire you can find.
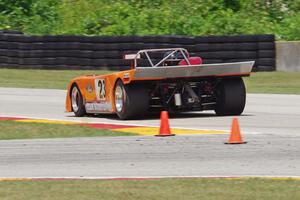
[114,80,148,119]
[71,85,86,117]
[215,77,246,116]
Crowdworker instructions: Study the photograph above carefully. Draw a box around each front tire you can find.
[114,80,148,119]
[215,77,246,116]
[71,85,86,117]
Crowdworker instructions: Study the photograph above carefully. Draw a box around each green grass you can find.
[0,69,300,94]
[244,71,300,94]
[0,120,136,140]
[0,69,111,90]
[0,178,299,200]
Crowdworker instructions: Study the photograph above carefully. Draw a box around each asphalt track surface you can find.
[0,87,300,178]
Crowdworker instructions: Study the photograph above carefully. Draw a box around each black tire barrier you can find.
[0,30,23,35]
[258,50,275,58]
[194,43,259,51]
[196,51,257,59]
[3,34,25,42]
[0,33,275,71]
[16,42,86,50]
[5,57,132,67]
[169,36,195,45]
[258,42,275,50]
[0,49,8,56]
[256,65,275,71]
[140,36,170,43]
[0,50,19,57]
[202,59,223,64]
[85,36,144,43]
[0,56,8,63]
[91,59,132,66]
[33,35,144,43]
[226,58,258,63]
[257,58,276,66]
[142,36,195,45]
[17,57,91,66]
[0,34,7,41]
[0,63,102,70]
[257,34,275,42]
[14,50,123,59]
[195,35,260,43]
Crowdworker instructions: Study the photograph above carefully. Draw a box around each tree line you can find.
[0,0,299,40]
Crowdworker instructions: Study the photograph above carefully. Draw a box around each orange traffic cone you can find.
[155,111,175,137]
[225,118,246,144]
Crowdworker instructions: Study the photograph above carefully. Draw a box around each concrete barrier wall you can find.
[276,41,300,72]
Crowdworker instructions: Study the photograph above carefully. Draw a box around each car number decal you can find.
[95,79,106,100]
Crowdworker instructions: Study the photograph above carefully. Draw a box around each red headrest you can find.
[178,57,202,65]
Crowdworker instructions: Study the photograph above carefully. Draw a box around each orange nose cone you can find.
[225,118,247,144]
[155,111,175,137]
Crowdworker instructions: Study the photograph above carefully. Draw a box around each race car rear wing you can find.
[133,61,255,80]
[124,48,254,80]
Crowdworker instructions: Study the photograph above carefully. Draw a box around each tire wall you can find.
[0,31,275,71]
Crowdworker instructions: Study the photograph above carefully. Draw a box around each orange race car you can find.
[66,48,254,119]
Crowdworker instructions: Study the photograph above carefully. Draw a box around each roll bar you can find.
[124,48,191,68]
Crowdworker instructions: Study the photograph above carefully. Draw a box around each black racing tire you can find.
[114,80,149,120]
[71,85,86,117]
[215,77,246,116]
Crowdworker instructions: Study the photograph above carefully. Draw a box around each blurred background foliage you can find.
[0,0,299,40]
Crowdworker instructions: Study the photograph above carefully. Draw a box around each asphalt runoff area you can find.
[0,87,299,178]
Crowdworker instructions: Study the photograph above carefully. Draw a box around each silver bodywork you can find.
[134,61,254,79]
[125,48,254,79]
